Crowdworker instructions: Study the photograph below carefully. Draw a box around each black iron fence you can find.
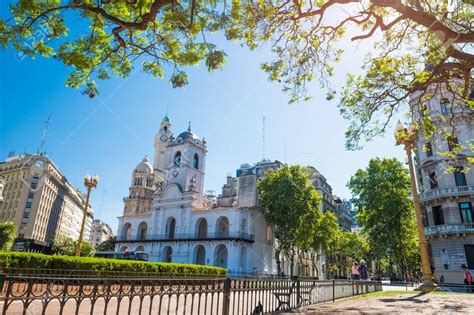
[0,273,382,314]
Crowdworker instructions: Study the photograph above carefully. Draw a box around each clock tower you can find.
[153,115,172,170]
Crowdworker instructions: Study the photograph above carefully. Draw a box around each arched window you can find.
[136,245,145,252]
[193,153,199,169]
[196,218,208,238]
[166,217,176,239]
[214,244,228,268]
[216,217,229,236]
[138,222,147,240]
[194,245,206,265]
[174,151,181,167]
[120,246,128,252]
[122,223,132,241]
[163,246,173,263]
[266,225,273,245]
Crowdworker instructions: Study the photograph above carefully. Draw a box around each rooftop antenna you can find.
[262,116,266,161]
[39,114,52,155]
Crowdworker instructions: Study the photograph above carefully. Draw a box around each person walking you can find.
[358,260,368,280]
[351,262,360,280]
[463,265,473,292]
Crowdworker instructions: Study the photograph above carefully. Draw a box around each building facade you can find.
[115,118,282,276]
[89,219,114,249]
[411,82,474,283]
[0,153,93,252]
[334,197,353,232]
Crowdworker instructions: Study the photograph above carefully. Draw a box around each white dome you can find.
[135,155,153,173]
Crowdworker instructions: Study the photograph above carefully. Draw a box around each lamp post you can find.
[394,120,434,290]
[75,174,99,256]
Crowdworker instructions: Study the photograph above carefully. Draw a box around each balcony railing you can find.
[419,185,474,202]
[117,231,255,242]
[425,223,474,236]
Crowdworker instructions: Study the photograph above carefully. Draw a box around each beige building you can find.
[89,219,114,249]
[411,81,474,283]
[0,153,93,252]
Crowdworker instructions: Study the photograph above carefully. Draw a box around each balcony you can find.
[419,185,474,202]
[425,224,474,237]
[116,231,255,243]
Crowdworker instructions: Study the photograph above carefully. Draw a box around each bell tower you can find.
[163,123,207,194]
[154,115,172,170]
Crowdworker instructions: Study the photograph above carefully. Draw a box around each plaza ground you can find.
[285,291,474,314]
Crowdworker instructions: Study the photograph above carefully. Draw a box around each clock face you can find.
[160,134,169,142]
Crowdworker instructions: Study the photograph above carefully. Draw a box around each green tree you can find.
[348,157,420,278]
[96,236,116,251]
[52,236,94,257]
[258,165,321,277]
[0,221,17,251]
[0,0,229,98]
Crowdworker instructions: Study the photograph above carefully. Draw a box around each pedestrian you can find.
[439,275,445,284]
[351,262,360,280]
[358,260,368,280]
[463,265,473,292]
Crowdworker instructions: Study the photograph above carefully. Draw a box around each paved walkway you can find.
[286,292,473,314]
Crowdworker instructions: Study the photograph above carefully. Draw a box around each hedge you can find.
[0,251,226,277]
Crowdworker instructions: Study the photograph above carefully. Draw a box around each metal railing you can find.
[425,223,474,236]
[419,185,474,202]
[0,273,382,314]
[117,232,255,242]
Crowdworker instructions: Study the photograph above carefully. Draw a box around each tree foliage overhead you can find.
[233,0,473,149]
[348,157,420,277]
[2,1,472,149]
[1,0,229,97]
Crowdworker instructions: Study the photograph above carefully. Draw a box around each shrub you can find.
[0,222,16,251]
[0,251,226,277]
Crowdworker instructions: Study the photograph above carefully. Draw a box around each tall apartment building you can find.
[0,153,94,252]
[411,82,474,283]
[334,197,353,232]
[89,219,114,249]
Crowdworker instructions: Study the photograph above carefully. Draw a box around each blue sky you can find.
[0,14,406,232]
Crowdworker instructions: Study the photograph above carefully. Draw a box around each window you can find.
[459,202,473,224]
[23,211,30,219]
[447,135,459,151]
[174,152,181,167]
[28,192,34,199]
[31,182,37,189]
[465,245,474,269]
[425,142,433,157]
[440,98,451,115]
[32,173,40,179]
[25,202,32,208]
[454,167,467,187]
[193,153,199,169]
[432,206,444,225]
[429,172,438,189]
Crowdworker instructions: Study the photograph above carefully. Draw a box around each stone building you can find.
[411,81,474,283]
[334,197,353,232]
[89,219,114,249]
[0,153,93,252]
[115,117,281,276]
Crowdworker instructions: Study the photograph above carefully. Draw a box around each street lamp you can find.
[75,174,99,256]
[394,120,434,290]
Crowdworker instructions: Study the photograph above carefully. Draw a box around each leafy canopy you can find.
[2,1,472,149]
[348,157,420,277]
[0,221,16,251]
[96,236,116,251]
[258,165,322,257]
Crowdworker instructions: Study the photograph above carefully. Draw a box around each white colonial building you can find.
[115,117,284,276]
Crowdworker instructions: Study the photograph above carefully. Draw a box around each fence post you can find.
[296,278,301,308]
[332,279,335,302]
[222,278,231,315]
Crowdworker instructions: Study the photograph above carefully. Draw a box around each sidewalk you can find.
[283,291,474,314]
